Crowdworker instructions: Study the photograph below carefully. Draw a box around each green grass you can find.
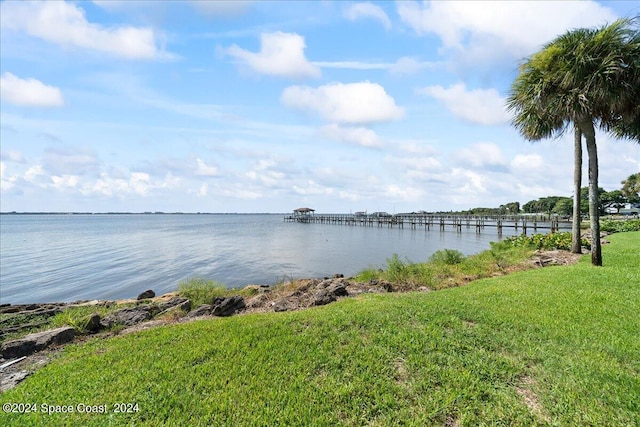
[1,232,638,426]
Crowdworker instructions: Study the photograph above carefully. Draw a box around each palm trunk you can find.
[572,125,582,253]
[580,118,602,266]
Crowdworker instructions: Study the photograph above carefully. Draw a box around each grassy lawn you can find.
[1,232,638,426]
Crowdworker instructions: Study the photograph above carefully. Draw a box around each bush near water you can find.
[501,231,589,251]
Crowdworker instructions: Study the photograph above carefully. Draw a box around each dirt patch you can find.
[530,250,582,268]
[515,376,551,423]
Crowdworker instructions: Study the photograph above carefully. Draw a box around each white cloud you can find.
[389,57,437,75]
[320,124,383,148]
[511,154,544,170]
[312,57,439,74]
[42,147,100,176]
[384,184,423,201]
[312,61,391,70]
[451,168,488,194]
[385,154,442,172]
[223,32,321,79]
[418,82,509,125]
[281,81,404,124]
[0,149,27,163]
[454,143,507,169]
[292,180,335,196]
[1,1,165,59]
[51,174,80,190]
[1,72,64,107]
[0,162,14,191]
[394,139,438,156]
[128,172,151,196]
[243,158,290,189]
[24,165,46,182]
[397,1,618,60]
[196,183,208,197]
[344,2,392,30]
[195,158,220,177]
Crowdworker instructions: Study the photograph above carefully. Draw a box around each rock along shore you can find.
[0,275,404,392]
[0,247,583,393]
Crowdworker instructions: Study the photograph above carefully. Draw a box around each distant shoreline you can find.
[0,212,285,215]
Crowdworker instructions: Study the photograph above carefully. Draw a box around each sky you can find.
[1,1,639,214]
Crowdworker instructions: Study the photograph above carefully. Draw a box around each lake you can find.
[0,213,524,304]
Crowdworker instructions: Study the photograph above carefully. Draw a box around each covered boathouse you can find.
[292,207,315,222]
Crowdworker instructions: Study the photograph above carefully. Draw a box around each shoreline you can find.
[0,247,583,392]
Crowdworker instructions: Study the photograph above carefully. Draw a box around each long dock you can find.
[284,213,571,234]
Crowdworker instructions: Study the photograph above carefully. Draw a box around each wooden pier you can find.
[284,213,571,234]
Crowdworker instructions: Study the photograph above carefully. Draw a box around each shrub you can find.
[600,219,640,233]
[429,249,466,265]
[501,232,590,251]
[354,268,381,283]
[178,278,227,307]
[385,254,410,283]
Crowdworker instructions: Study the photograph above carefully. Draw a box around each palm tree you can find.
[507,17,640,266]
[621,173,640,203]
[572,127,582,254]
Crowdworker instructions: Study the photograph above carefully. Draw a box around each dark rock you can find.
[83,313,102,332]
[311,289,336,306]
[246,293,270,308]
[157,299,192,317]
[317,279,333,289]
[211,296,245,317]
[311,280,349,306]
[0,320,51,336]
[292,280,318,296]
[186,304,212,318]
[333,273,344,278]
[272,299,290,312]
[100,306,152,328]
[137,289,155,300]
[326,283,348,297]
[157,297,191,313]
[1,326,76,359]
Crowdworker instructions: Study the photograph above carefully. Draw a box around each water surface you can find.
[1,214,523,304]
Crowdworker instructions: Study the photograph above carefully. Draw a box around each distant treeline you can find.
[464,186,639,216]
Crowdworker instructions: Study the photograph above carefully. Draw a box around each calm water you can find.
[0,214,523,304]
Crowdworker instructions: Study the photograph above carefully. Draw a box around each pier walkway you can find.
[284,213,571,234]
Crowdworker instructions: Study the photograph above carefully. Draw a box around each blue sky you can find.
[1,1,639,213]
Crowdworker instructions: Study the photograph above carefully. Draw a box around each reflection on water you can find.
[0,214,521,304]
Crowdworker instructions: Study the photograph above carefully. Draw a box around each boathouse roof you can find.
[293,207,315,213]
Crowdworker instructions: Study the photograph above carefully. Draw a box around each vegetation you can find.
[522,196,572,215]
[600,218,640,233]
[500,232,590,251]
[176,278,229,307]
[621,172,640,203]
[0,304,134,343]
[467,173,639,217]
[355,240,534,290]
[428,249,466,265]
[507,17,640,265]
[1,232,638,426]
